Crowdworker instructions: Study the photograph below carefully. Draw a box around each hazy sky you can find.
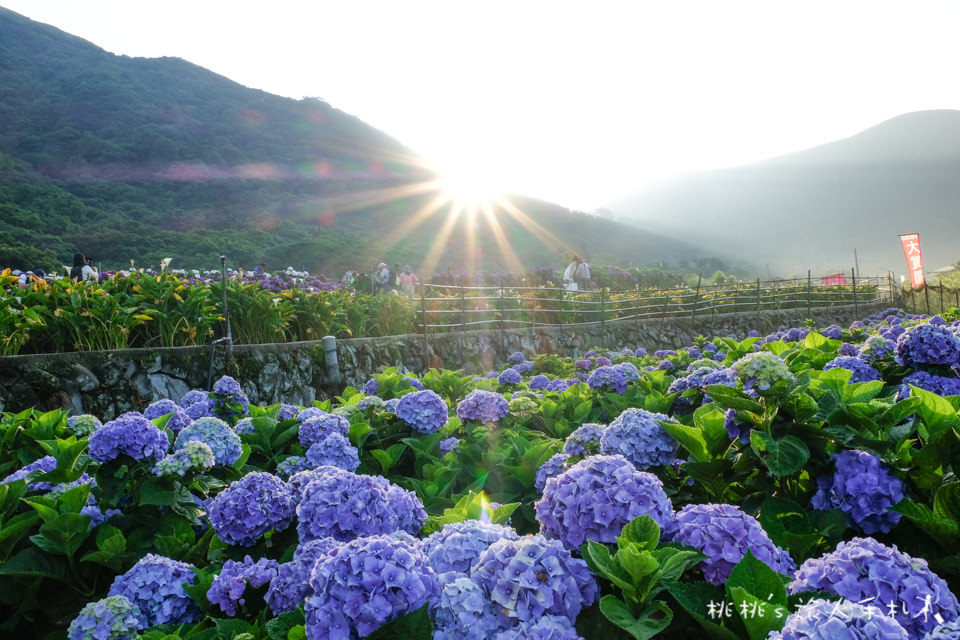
[6,0,960,210]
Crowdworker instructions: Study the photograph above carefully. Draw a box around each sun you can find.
[434,158,507,209]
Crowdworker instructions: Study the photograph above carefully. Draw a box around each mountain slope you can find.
[607,110,960,278]
[0,6,718,277]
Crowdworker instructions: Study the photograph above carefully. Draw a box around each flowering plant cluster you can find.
[173,416,242,466]
[536,455,677,550]
[822,356,881,383]
[599,407,679,469]
[153,440,215,476]
[562,423,605,457]
[395,389,449,434]
[305,432,360,471]
[895,323,960,368]
[304,535,439,639]
[67,595,145,640]
[768,598,909,640]
[421,519,520,575]
[457,389,509,423]
[265,537,341,614]
[66,413,102,436]
[810,449,905,534]
[88,412,170,464]
[207,555,279,616]
[587,365,628,394]
[731,351,796,391]
[107,554,199,627]
[207,472,296,546]
[298,412,351,448]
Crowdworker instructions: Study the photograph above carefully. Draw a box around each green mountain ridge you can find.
[0,6,723,279]
[608,110,960,278]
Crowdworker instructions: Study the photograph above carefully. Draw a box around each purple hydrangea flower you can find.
[297,468,426,542]
[528,374,550,390]
[287,466,340,502]
[545,379,570,392]
[616,362,640,382]
[837,342,861,357]
[895,323,960,368]
[457,390,509,423]
[600,408,679,469]
[595,356,612,368]
[731,352,795,391]
[507,352,526,364]
[144,399,181,420]
[88,412,170,464]
[535,455,677,550]
[471,535,597,625]
[562,423,605,457]
[924,621,960,640]
[439,438,461,456]
[1,455,57,490]
[587,365,627,394]
[212,375,243,397]
[396,389,449,434]
[860,335,896,361]
[207,555,279,616]
[275,455,311,479]
[535,452,571,492]
[575,359,591,371]
[153,441,215,477]
[305,432,360,472]
[234,417,255,434]
[822,356,881,383]
[67,595,145,640]
[658,359,677,371]
[173,416,242,466]
[266,537,341,614]
[207,472,296,546]
[357,395,385,411]
[653,350,675,358]
[634,348,648,357]
[499,368,523,385]
[305,535,439,639]
[277,404,300,420]
[491,615,584,640]
[180,389,209,410]
[383,398,400,413]
[584,350,597,358]
[900,371,960,397]
[769,598,908,640]
[363,378,380,395]
[821,324,843,340]
[66,414,102,436]
[512,361,534,375]
[723,409,751,443]
[790,537,960,638]
[672,503,795,585]
[299,412,351,448]
[107,554,199,626]
[431,572,506,640]
[421,520,520,575]
[298,407,327,422]
[810,449,905,534]
[405,376,425,390]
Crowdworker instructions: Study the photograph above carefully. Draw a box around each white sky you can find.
[5,0,960,210]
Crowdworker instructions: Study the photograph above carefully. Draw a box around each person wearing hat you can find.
[375,262,391,294]
[398,265,418,295]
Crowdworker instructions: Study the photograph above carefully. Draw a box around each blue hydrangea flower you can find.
[810,449,905,534]
[181,389,214,420]
[275,455,311,479]
[277,404,300,420]
[900,371,960,397]
[616,362,640,382]
[383,398,400,413]
[89,412,170,464]
[439,438,460,455]
[587,365,627,394]
[421,520,520,575]
[213,375,243,396]
[396,389,449,434]
[672,503,795,585]
[153,441,215,477]
[1,455,57,490]
[535,455,677,551]
[471,535,597,625]
[68,595,145,640]
[545,379,569,392]
[234,417,255,434]
[208,472,296,546]
[299,412,351,448]
[535,453,570,492]
[107,553,200,627]
[895,323,960,368]
[860,335,896,361]
[297,468,426,542]
[595,356,612,368]
[507,352,526,364]
[837,342,861,357]
[821,324,843,340]
[457,390,509,424]
[431,572,507,640]
[527,375,550,390]
[653,350,675,358]
[822,356,881,383]
[357,395,385,411]
[144,399,180,420]
[658,359,677,371]
[173,416,242,466]
[512,361,534,374]
[490,615,585,640]
[600,408,679,469]
[305,432,360,472]
[790,537,960,638]
[924,621,960,640]
[66,414,102,436]
[723,409,750,443]
[298,407,328,422]
[304,535,438,639]
[499,368,523,385]
[266,537,341,615]
[731,352,795,391]
[363,378,380,395]
[634,348,648,357]
[207,555,279,616]
[562,423,605,457]
[575,359,591,371]
[405,376,425,390]
[287,466,341,502]
[180,389,209,409]
[768,598,908,640]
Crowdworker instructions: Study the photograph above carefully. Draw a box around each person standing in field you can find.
[398,265,418,295]
[563,255,582,291]
[575,258,591,291]
[70,253,97,281]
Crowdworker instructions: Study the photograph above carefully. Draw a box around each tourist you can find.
[398,265,418,295]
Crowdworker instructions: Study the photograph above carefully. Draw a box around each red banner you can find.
[821,273,846,285]
[899,233,925,286]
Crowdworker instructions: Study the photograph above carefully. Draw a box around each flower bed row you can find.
[1,306,960,639]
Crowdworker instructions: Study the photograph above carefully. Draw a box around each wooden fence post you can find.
[851,267,858,317]
[691,273,702,321]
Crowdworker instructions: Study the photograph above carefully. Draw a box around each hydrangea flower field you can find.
[2,307,960,639]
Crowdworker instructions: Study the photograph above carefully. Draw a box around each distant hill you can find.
[0,6,717,278]
[606,110,960,278]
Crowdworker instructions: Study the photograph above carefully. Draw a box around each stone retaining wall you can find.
[0,303,889,418]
